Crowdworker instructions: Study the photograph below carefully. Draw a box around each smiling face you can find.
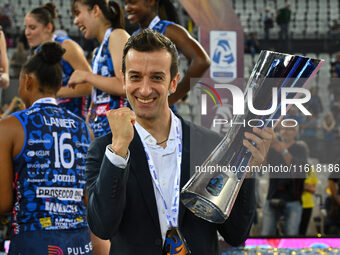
[123,49,179,121]
[124,0,155,26]
[73,2,96,39]
[24,14,52,47]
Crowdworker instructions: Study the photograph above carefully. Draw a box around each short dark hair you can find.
[22,42,65,94]
[122,29,178,80]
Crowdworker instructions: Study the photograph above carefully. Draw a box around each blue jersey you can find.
[54,36,89,119]
[11,101,91,235]
[90,29,128,137]
[133,20,174,35]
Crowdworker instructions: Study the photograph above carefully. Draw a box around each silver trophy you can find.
[181,50,324,223]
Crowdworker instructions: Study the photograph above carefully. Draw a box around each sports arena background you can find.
[1,0,340,254]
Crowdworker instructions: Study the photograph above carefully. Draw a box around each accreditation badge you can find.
[162,228,190,255]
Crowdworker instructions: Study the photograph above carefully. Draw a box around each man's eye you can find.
[130,75,140,79]
[152,76,162,81]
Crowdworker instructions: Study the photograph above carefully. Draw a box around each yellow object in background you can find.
[302,166,318,209]
[188,19,193,34]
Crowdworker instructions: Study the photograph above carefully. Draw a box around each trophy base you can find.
[180,191,226,223]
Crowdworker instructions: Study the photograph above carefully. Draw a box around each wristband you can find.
[281,149,289,156]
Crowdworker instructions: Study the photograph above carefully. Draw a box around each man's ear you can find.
[169,73,180,94]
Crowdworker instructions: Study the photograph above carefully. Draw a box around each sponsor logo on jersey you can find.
[76,152,86,159]
[27,178,48,183]
[95,104,109,116]
[37,187,83,201]
[27,161,50,169]
[76,165,86,171]
[67,241,93,255]
[54,218,83,228]
[27,150,50,157]
[52,174,76,183]
[75,142,90,148]
[28,139,51,146]
[48,245,63,255]
[45,201,78,213]
[25,107,40,115]
[39,217,52,228]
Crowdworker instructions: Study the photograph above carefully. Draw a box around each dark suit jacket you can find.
[86,116,256,255]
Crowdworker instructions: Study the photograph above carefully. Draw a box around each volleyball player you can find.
[0,42,93,254]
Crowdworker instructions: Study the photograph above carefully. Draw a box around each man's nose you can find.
[139,79,152,96]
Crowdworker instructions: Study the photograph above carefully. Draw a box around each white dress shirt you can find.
[105,111,182,242]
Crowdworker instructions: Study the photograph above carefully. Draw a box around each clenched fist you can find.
[106,108,136,158]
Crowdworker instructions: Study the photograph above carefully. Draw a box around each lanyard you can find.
[143,116,182,228]
[148,16,161,29]
[92,28,112,104]
[32,97,58,106]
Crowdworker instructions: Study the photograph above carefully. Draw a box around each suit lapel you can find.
[178,118,190,226]
[129,129,161,233]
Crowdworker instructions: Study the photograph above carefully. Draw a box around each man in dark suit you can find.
[86,29,274,255]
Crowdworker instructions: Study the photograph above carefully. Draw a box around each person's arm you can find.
[0,31,9,89]
[1,97,25,119]
[164,24,210,105]
[0,116,23,213]
[90,231,110,255]
[322,119,329,131]
[56,39,92,98]
[86,136,127,239]
[270,135,295,165]
[329,117,336,130]
[68,29,129,97]
[281,145,307,166]
[86,108,135,239]
[82,126,110,255]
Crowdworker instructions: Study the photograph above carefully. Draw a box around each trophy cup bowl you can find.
[180,50,324,223]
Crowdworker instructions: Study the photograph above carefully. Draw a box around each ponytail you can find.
[72,0,124,29]
[104,1,124,29]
